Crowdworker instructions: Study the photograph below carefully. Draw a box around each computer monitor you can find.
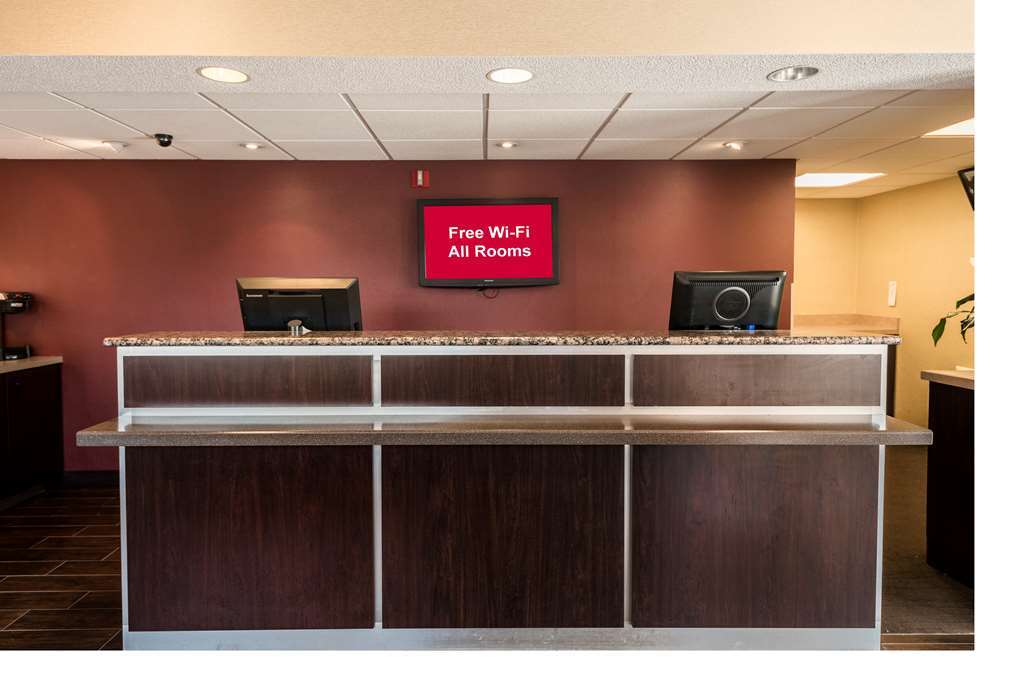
[237,277,362,332]
[668,271,787,330]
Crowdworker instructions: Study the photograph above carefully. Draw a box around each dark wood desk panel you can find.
[632,444,878,628]
[2,364,64,497]
[633,354,881,406]
[926,382,974,586]
[382,355,625,406]
[382,444,623,628]
[124,355,372,407]
[125,446,374,631]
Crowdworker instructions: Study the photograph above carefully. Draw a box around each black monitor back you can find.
[237,277,363,332]
[669,271,786,330]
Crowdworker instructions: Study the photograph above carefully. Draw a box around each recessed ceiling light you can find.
[795,172,885,188]
[497,141,518,149]
[767,65,819,82]
[924,118,974,137]
[722,140,745,151]
[102,141,128,153]
[486,67,534,84]
[197,66,249,83]
[242,142,263,150]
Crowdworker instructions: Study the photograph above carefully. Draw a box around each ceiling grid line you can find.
[0,119,105,159]
[575,93,632,160]
[669,92,775,160]
[194,93,296,160]
[342,94,393,161]
[482,94,490,160]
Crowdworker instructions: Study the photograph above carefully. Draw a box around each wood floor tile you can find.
[76,526,120,537]
[0,561,62,575]
[6,608,122,630]
[882,643,974,650]
[0,609,26,629]
[0,548,113,562]
[71,591,121,609]
[0,574,121,592]
[30,537,120,551]
[0,592,86,609]
[0,628,118,649]
[49,561,120,575]
[101,630,122,650]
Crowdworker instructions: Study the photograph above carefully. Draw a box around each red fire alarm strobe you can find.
[410,169,430,188]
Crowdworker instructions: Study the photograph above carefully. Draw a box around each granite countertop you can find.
[103,329,901,347]
[0,356,63,375]
[921,369,975,390]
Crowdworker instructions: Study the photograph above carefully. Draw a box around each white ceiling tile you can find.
[488,139,587,159]
[769,137,904,162]
[826,137,974,173]
[754,90,908,107]
[887,89,974,107]
[583,138,692,160]
[173,141,291,160]
[807,185,893,199]
[63,137,192,159]
[231,110,369,140]
[205,93,350,110]
[383,140,481,160]
[795,159,838,174]
[677,138,802,159]
[0,109,137,140]
[795,188,827,199]
[275,140,386,160]
[599,109,736,139]
[102,109,255,140]
[360,110,481,140]
[61,92,213,110]
[488,94,620,110]
[712,107,869,139]
[624,93,765,108]
[0,93,80,110]
[0,123,33,140]
[350,94,480,110]
[901,152,973,174]
[0,139,95,159]
[818,105,973,138]
[488,109,608,139]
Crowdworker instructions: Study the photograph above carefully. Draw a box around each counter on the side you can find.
[78,330,930,650]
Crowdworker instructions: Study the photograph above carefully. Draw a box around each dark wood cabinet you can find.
[1,364,64,498]
[926,381,974,586]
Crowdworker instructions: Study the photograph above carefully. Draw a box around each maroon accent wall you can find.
[0,159,795,470]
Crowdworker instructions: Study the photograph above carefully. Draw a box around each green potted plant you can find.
[932,293,975,344]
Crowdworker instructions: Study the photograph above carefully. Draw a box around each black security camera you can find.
[154,133,174,147]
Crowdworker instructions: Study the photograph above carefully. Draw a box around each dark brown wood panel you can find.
[381,355,624,406]
[123,355,372,407]
[126,446,373,631]
[383,445,623,628]
[632,354,881,406]
[632,445,879,628]
[926,382,974,586]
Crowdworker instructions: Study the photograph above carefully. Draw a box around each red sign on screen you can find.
[420,201,557,285]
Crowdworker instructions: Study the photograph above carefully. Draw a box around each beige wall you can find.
[793,199,859,315]
[794,177,974,426]
[0,0,974,56]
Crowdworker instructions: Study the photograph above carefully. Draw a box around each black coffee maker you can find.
[0,292,34,361]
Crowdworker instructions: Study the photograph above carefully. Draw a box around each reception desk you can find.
[77,330,931,650]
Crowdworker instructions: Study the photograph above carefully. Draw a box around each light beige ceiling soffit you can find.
[0,0,974,57]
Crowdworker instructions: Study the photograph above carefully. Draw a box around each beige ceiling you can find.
[0,88,974,198]
[0,0,974,57]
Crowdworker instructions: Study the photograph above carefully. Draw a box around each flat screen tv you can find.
[418,198,559,287]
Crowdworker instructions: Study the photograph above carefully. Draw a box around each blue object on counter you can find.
[747,324,757,332]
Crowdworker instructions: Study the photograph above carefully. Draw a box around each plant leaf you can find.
[932,317,947,345]
[956,293,975,308]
